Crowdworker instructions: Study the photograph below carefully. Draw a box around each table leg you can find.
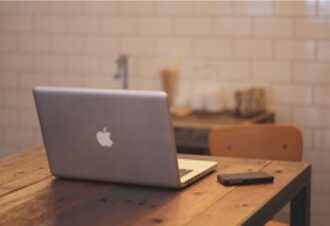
[290,180,311,226]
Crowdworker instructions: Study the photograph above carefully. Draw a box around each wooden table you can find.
[0,147,310,226]
[172,111,275,155]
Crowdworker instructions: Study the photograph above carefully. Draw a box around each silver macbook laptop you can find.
[33,87,218,188]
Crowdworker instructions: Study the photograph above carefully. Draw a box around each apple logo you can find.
[96,127,113,148]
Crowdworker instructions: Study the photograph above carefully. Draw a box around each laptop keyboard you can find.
[179,168,193,177]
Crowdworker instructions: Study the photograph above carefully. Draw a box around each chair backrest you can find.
[209,124,303,162]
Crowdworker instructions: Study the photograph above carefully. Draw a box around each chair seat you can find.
[266,220,288,226]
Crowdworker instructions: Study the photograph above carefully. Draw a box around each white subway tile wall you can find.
[233,39,272,59]
[156,1,193,16]
[314,129,330,149]
[318,41,330,61]
[174,17,211,36]
[252,61,291,82]
[275,40,315,60]
[67,16,101,34]
[0,1,329,225]
[254,18,294,37]
[156,38,192,57]
[34,16,67,34]
[214,60,250,81]
[296,18,330,38]
[272,84,313,105]
[194,1,232,16]
[233,1,273,16]
[215,18,251,37]
[319,0,330,16]
[294,62,330,83]
[102,16,136,35]
[0,34,18,51]
[194,39,231,57]
[274,0,316,16]
[138,17,171,36]
[17,2,49,14]
[2,16,33,32]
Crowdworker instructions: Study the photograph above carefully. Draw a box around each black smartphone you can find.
[217,171,274,186]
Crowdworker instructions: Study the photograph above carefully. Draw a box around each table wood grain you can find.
[0,147,310,226]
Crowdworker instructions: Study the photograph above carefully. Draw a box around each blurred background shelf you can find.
[172,111,275,155]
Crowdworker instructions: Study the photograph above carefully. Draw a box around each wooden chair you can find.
[209,124,302,162]
[209,124,303,226]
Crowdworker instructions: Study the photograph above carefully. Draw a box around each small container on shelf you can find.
[235,87,266,118]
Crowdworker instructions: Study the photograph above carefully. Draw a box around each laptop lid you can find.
[34,87,181,188]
